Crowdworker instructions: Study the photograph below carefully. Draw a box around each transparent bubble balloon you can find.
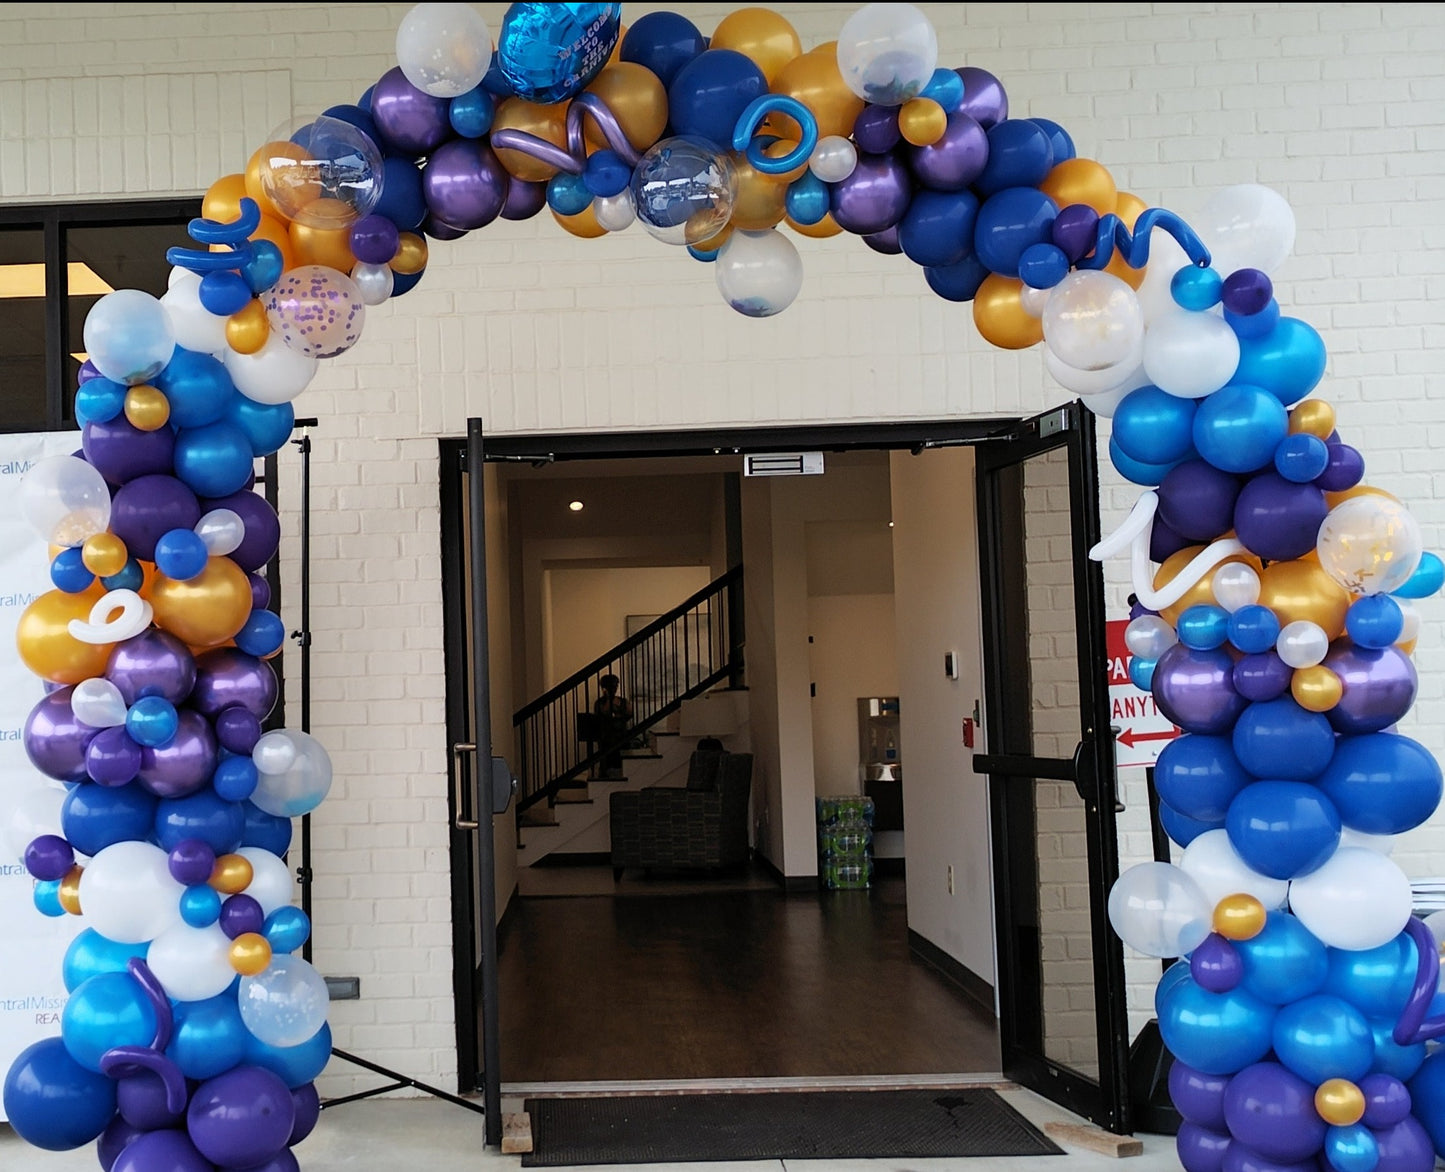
[1212,563,1261,612]
[396,2,493,98]
[836,3,939,106]
[1042,271,1144,372]
[1141,308,1241,399]
[1316,495,1423,596]
[78,841,185,944]
[263,266,366,361]
[350,262,394,307]
[630,137,737,247]
[5,785,65,864]
[809,136,858,183]
[83,289,176,386]
[21,455,112,547]
[1125,615,1177,662]
[147,922,236,1002]
[715,229,803,318]
[238,847,297,918]
[195,509,246,557]
[71,678,128,728]
[593,192,636,233]
[250,730,333,819]
[259,116,384,230]
[161,269,229,354]
[1180,828,1289,910]
[1288,847,1412,951]
[224,332,319,405]
[238,954,331,1047]
[1276,620,1329,669]
[1197,184,1296,276]
[1107,862,1213,958]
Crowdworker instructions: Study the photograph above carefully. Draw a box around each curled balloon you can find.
[566,91,641,167]
[731,95,818,175]
[67,589,154,646]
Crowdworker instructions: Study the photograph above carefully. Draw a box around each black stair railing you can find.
[513,565,743,813]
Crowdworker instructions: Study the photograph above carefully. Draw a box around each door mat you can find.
[521,1087,1065,1165]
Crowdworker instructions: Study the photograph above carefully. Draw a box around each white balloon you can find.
[147,922,236,1002]
[1397,601,1421,647]
[5,785,65,863]
[224,331,319,405]
[1197,183,1296,276]
[1134,233,1193,325]
[1288,847,1413,951]
[78,841,185,944]
[715,229,803,318]
[251,730,333,819]
[396,2,492,98]
[1141,309,1241,399]
[1125,615,1178,661]
[70,678,128,728]
[836,3,938,106]
[195,509,246,557]
[1338,826,1397,855]
[1107,862,1213,958]
[160,271,228,355]
[238,846,296,917]
[1211,563,1261,612]
[809,136,858,184]
[68,589,153,645]
[253,731,298,776]
[20,456,112,547]
[1019,285,1050,318]
[1042,271,1144,372]
[1276,620,1329,668]
[593,192,636,233]
[238,954,330,1047]
[1180,828,1289,910]
[350,262,395,307]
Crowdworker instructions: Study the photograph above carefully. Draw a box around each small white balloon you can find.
[1288,847,1412,951]
[250,730,333,819]
[593,192,636,233]
[253,731,299,777]
[396,2,493,98]
[161,270,229,355]
[1197,183,1296,276]
[1276,620,1329,668]
[350,262,395,307]
[1107,862,1213,959]
[70,678,128,728]
[1180,828,1289,911]
[147,922,236,1002]
[809,136,858,183]
[20,456,112,547]
[1125,615,1178,661]
[1211,563,1261,612]
[1042,270,1144,372]
[1141,308,1242,399]
[195,509,246,557]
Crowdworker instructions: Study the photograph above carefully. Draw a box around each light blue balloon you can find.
[1237,912,1329,1006]
[1371,1016,1426,1082]
[1112,385,1198,467]
[1273,993,1374,1084]
[61,971,158,1072]
[174,420,255,498]
[1393,550,1444,599]
[922,68,965,112]
[168,994,248,1080]
[63,929,149,993]
[1234,317,1328,405]
[1177,605,1230,651]
[33,880,65,917]
[1158,974,1276,1075]
[1324,1124,1380,1172]
[180,883,223,929]
[126,695,179,748]
[1192,383,1289,474]
[243,1021,333,1089]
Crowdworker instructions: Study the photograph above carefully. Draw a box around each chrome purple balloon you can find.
[1191,934,1244,994]
[954,66,1008,129]
[1324,644,1418,735]
[422,139,509,230]
[501,177,548,221]
[1153,644,1247,735]
[23,687,97,783]
[136,709,217,799]
[86,726,144,787]
[830,152,913,236]
[369,66,451,157]
[106,630,197,707]
[906,111,989,193]
[853,105,900,155]
[863,226,901,255]
[215,706,263,755]
[190,649,279,721]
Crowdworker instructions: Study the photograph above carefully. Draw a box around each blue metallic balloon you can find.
[1171,266,1223,311]
[1393,550,1444,599]
[1273,993,1375,1083]
[448,86,495,139]
[33,880,64,917]
[922,68,965,113]
[180,883,224,929]
[126,695,180,748]
[1234,317,1328,405]
[226,395,295,458]
[1406,1051,1445,1155]
[1372,1017,1427,1082]
[51,547,95,594]
[101,558,145,593]
[63,930,149,993]
[546,171,594,216]
[1324,932,1417,1020]
[75,377,127,426]
[241,240,284,296]
[153,528,210,582]
[155,347,235,430]
[244,1021,333,1089]
[1192,383,1289,474]
[1109,434,1185,487]
[1273,432,1330,483]
[263,906,312,955]
[1178,605,1230,651]
[1323,1124,1379,1172]
[497,3,623,105]
[61,971,158,1072]
[785,171,831,226]
[1158,973,1276,1076]
[168,994,247,1081]
[173,421,255,498]
[1113,386,1199,467]
[1237,911,1329,1006]
[1128,655,1156,691]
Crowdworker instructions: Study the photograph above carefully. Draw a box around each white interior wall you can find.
[808,594,900,799]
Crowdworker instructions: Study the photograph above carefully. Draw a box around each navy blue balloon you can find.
[1406,1051,1445,1156]
[496,3,622,105]
[1159,800,1223,847]
[323,103,380,148]
[1157,460,1241,543]
[582,149,632,198]
[1109,435,1185,487]
[391,267,425,298]
[226,395,294,458]
[61,783,158,858]
[155,789,245,854]
[1158,974,1276,1076]
[241,801,293,854]
[1112,385,1199,467]
[1155,734,1253,823]
[924,253,991,302]
[1273,993,1374,1083]
[1273,433,1330,484]
[619,11,707,88]
[1234,317,1328,405]
[2,1037,118,1151]
[898,189,980,268]
[1193,383,1288,474]
[1225,297,1281,340]
[1237,912,1329,1006]
[1232,697,1336,780]
[1324,932,1417,1020]
[1233,472,1328,563]
[973,118,1055,197]
[1226,780,1341,880]
[1317,732,1443,836]
[667,49,767,151]
[198,270,252,317]
[374,156,427,231]
[972,187,1058,278]
[1228,604,1281,655]
[155,347,235,430]
[1029,118,1075,163]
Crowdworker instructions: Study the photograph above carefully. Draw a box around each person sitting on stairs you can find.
[593,674,632,779]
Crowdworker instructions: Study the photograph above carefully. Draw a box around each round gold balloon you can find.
[1325,483,1399,511]
[124,385,170,431]
[226,300,270,355]
[390,232,429,275]
[609,25,626,67]
[492,98,569,182]
[711,7,802,85]
[584,63,668,153]
[150,558,254,648]
[1115,191,1147,227]
[1289,399,1336,439]
[16,588,115,685]
[898,98,947,147]
[1156,548,1263,626]
[1292,664,1343,713]
[974,275,1044,350]
[1258,559,1350,638]
[59,865,84,915]
[210,854,254,895]
[729,152,788,230]
[81,533,129,578]
[1314,1079,1366,1127]
[693,223,736,253]
[203,173,250,224]
[1213,893,1267,940]
[786,212,843,239]
[552,203,609,239]
[769,49,865,141]
[1041,159,1119,216]
[289,211,356,273]
[244,143,298,223]
[229,932,273,977]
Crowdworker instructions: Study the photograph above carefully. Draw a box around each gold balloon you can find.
[1325,483,1399,511]
[756,137,810,183]
[1292,664,1343,713]
[608,25,626,67]
[1155,548,1264,626]
[227,300,270,356]
[898,98,947,147]
[786,212,843,239]
[203,173,250,224]
[1040,159,1119,216]
[584,63,668,153]
[211,854,254,895]
[769,49,865,141]
[16,588,114,685]
[59,865,84,916]
[245,143,298,223]
[1289,399,1336,439]
[729,152,788,230]
[492,98,569,182]
[150,558,254,648]
[973,275,1044,350]
[693,223,736,253]
[1314,1079,1366,1127]
[552,203,609,239]
[1213,893,1267,940]
[289,210,356,273]
[711,8,802,85]
[1115,191,1147,227]
[1258,559,1351,638]
[229,932,273,977]
[390,232,429,275]
[81,533,129,578]
[124,385,170,431]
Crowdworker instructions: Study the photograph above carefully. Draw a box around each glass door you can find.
[973,402,1131,1133]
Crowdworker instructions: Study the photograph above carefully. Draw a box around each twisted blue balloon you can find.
[1075,207,1211,272]
[732,95,819,176]
[165,197,261,275]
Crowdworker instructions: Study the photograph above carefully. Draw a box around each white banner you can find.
[0,431,85,1117]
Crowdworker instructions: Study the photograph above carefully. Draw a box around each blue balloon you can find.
[1178,605,1230,651]
[1155,734,1253,823]
[168,994,247,1080]
[923,253,990,302]
[264,906,312,955]
[1318,732,1442,836]
[173,421,255,498]
[226,395,295,458]
[1234,317,1328,405]
[155,789,245,854]
[1407,1050,1445,1158]
[198,270,251,317]
[1028,118,1075,163]
[244,1021,333,1089]
[1324,933,1418,1019]
[619,11,707,87]
[75,378,127,426]
[1192,383,1289,474]
[1324,1124,1379,1172]
[62,971,158,1072]
[1158,974,1276,1075]
[448,87,495,139]
[180,883,223,928]
[1171,266,1223,311]
[126,694,180,748]
[496,2,622,105]
[1225,297,1281,340]
[323,103,380,147]
[1273,432,1330,483]
[480,57,514,98]
[922,68,965,113]
[1228,604,1282,655]
[241,801,293,854]
[51,547,96,593]
[1128,655,1156,691]
[973,186,1058,278]
[214,754,260,803]
[1237,912,1329,1006]
[1273,994,1374,1084]
[1372,1016,1426,1082]
[1156,959,1195,1016]
[1232,697,1336,780]
[1226,780,1341,880]
[1016,243,1069,289]
[61,783,158,859]
[1109,435,1185,487]
[898,189,980,268]
[785,171,830,226]
[582,149,631,198]
[1393,550,1444,599]
[375,156,427,230]
[546,171,593,216]
[101,559,145,592]
[2,1037,118,1151]
[1346,594,1404,649]
[154,347,235,430]
[234,608,286,658]
[63,930,149,993]
[153,528,209,581]
[667,48,768,151]
[1113,386,1199,467]
[242,240,285,296]
[974,118,1055,197]
[391,267,425,298]
[34,879,65,916]
[1158,800,1223,848]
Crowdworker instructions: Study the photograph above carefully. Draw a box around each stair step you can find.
[553,790,593,805]
[518,809,558,828]
[621,751,662,760]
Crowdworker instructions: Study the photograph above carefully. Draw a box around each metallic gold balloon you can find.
[1258,559,1351,638]
[584,63,668,153]
[693,223,736,253]
[245,143,299,223]
[81,533,129,578]
[974,275,1044,351]
[1156,549,1263,626]
[729,152,788,230]
[59,865,83,916]
[150,558,254,648]
[769,49,865,141]
[711,7,802,85]
[786,212,843,239]
[1325,484,1399,511]
[289,209,356,273]
[229,932,273,977]
[1115,191,1147,225]
[124,385,170,431]
[492,98,569,182]
[1314,1079,1366,1127]
[1213,893,1267,940]
[203,173,250,224]
[898,98,947,147]
[1292,665,1343,713]
[226,300,270,356]
[608,25,626,67]
[210,854,254,895]
[1289,399,1336,439]
[1041,159,1119,216]
[552,203,608,239]
[390,233,429,276]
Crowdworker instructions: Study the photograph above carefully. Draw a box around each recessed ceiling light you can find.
[568,500,584,512]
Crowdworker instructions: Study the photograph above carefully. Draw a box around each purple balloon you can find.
[1154,644,1248,735]
[1220,1148,1317,1172]
[220,893,264,940]
[863,226,902,255]
[422,139,509,230]
[853,104,901,154]
[1150,513,1194,563]
[290,1083,321,1145]
[25,834,75,882]
[248,572,272,612]
[1221,1062,1326,1164]
[906,111,989,192]
[1192,934,1245,994]
[1052,203,1101,264]
[215,706,263,755]
[117,1069,185,1130]
[86,726,144,786]
[1233,473,1329,563]
[97,1115,145,1172]
[237,1149,301,1172]
[191,649,279,721]
[1360,1073,1413,1129]
[23,687,97,783]
[955,67,1008,128]
[1373,1115,1435,1172]
[1177,1122,1232,1172]
[1171,1061,1232,1130]
[113,1129,214,1172]
[1324,644,1418,735]
[500,176,547,221]
[422,214,468,241]
[1316,443,1365,493]
[106,629,197,707]
[168,838,217,887]
[187,1065,295,1168]
[1158,460,1242,543]
[1233,653,1293,703]
[1222,270,1273,316]
[78,359,103,385]
[349,214,401,265]
[370,66,451,157]
[137,709,217,799]
[83,416,177,485]
[830,152,913,235]
[202,490,279,573]
[110,475,202,563]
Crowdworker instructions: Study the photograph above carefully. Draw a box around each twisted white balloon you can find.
[67,589,154,645]
[1089,492,1246,611]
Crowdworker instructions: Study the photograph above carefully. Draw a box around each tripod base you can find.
[322,1048,487,1115]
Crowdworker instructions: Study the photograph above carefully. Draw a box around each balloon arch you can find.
[4,4,1444,1170]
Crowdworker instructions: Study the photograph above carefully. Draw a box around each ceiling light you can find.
[568,500,584,512]
[0,262,115,299]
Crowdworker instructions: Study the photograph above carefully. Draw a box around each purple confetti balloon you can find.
[1233,653,1293,703]
[1324,644,1418,735]
[106,629,197,707]
[1158,461,1241,543]
[110,475,202,563]
[1316,443,1364,493]
[191,649,279,721]
[1052,203,1101,264]
[1170,1061,1232,1131]
[23,687,97,783]
[1233,473,1329,563]
[422,139,509,231]
[24,834,75,882]
[853,104,901,154]
[349,214,401,265]
[1221,1062,1327,1164]
[187,1065,296,1169]
[136,709,217,799]
[863,226,902,255]
[1153,644,1247,735]
[500,176,548,221]
[203,491,280,573]
[215,706,264,755]
[86,726,144,786]
[264,266,366,361]
[369,66,451,157]
[112,1130,214,1172]
[1191,934,1245,994]
[906,111,989,192]
[954,66,1008,128]
[1176,1122,1231,1172]
[168,838,217,887]
[219,893,265,940]
[83,416,177,486]
[830,152,913,236]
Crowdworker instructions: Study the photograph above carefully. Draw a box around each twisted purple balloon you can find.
[1393,916,1445,1045]
[489,128,583,175]
[127,957,175,1052]
[489,93,639,178]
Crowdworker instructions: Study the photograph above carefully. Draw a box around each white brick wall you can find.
[3,2,1442,1092]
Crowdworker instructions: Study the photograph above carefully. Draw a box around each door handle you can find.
[1072,740,1126,813]
[451,742,479,830]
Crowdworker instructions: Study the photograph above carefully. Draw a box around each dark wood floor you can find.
[496,872,1001,1083]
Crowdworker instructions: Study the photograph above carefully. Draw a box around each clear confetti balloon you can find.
[396,2,493,98]
[835,3,938,106]
[715,229,803,318]
[238,954,331,1047]
[1316,495,1423,596]
[263,265,367,360]
[20,456,112,547]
